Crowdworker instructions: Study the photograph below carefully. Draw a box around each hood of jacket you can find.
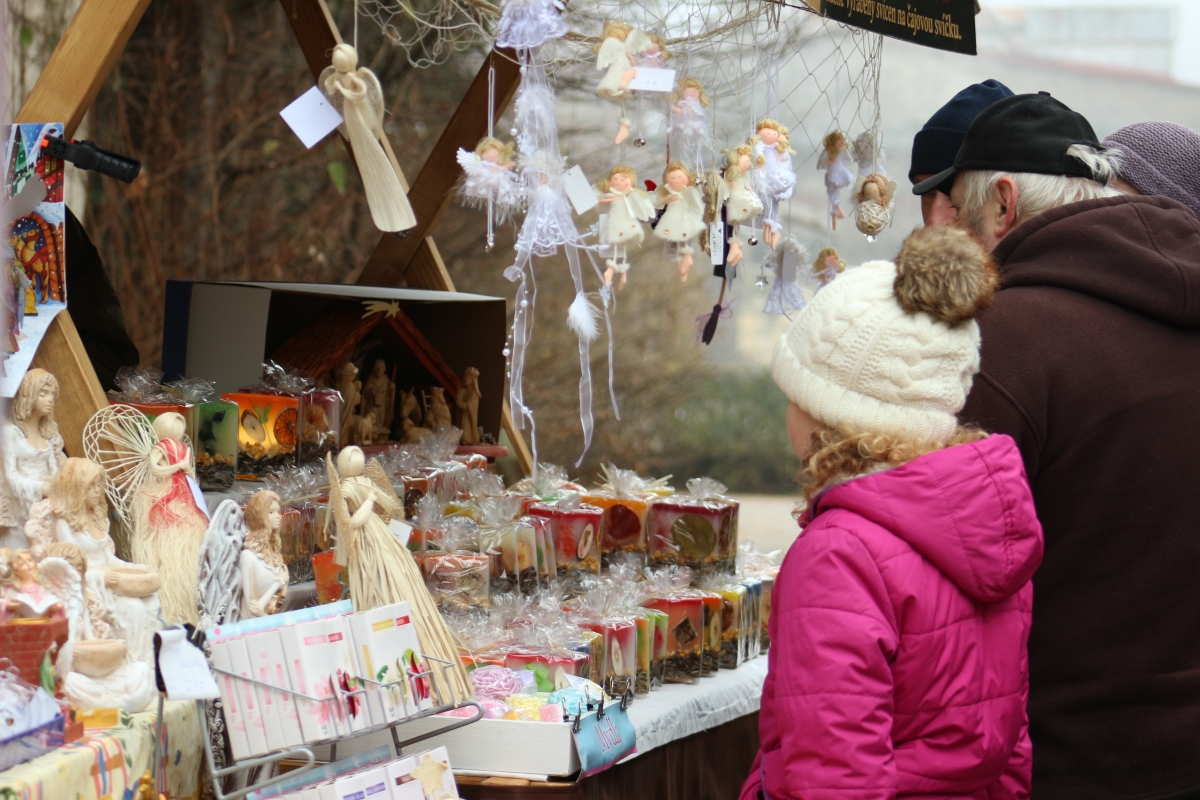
[992,194,1200,327]
[810,434,1043,603]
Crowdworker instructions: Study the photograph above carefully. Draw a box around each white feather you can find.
[567,292,600,343]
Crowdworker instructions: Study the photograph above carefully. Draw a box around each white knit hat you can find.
[772,226,997,441]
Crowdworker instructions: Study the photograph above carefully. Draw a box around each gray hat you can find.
[1102,122,1200,219]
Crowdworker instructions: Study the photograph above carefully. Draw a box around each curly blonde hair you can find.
[11,368,60,441]
[801,425,987,504]
[672,77,708,107]
[50,458,109,534]
[723,143,764,183]
[244,490,285,569]
[596,164,638,193]
[813,246,846,275]
[474,137,516,165]
[595,20,632,52]
[822,129,847,162]
[641,31,669,58]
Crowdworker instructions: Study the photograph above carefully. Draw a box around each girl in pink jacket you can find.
[742,225,1043,800]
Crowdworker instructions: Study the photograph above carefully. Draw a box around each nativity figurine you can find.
[456,367,483,446]
[595,164,655,289]
[651,161,706,281]
[334,361,363,432]
[1,369,66,548]
[359,358,396,434]
[424,387,453,430]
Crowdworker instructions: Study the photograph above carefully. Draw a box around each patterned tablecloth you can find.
[0,700,204,800]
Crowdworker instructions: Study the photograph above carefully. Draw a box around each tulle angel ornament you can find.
[594,165,655,289]
[667,78,710,172]
[817,130,854,230]
[750,120,796,250]
[494,0,568,50]
[722,144,765,268]
[321,44,417,233]
[651,161,706,281]
[594,21,654,145]
[763,237,810,316]
[813,246,846,289]
[456,137,524,226]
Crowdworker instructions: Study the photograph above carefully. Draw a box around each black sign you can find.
[805,0,977,55]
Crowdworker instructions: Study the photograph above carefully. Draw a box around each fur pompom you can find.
[567,292,601,342]
[893,225,999,325]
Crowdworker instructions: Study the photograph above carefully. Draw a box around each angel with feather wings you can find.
[320,44,417,233]
[594,21,654,145]
[455,137,525,225]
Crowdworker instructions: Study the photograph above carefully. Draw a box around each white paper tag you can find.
[627,67,677,93]
[662,241,678,261]
[390,519,414,548]
[709,221,724,266]
[564,165,599,215]
[155,627,220,701]
[280,86,344,149]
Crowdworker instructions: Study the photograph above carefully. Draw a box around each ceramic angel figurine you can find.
[814,246,846,288]
[817,130,854,230]
[750,120,796,250]
[456,367,482,446]
[763,237,809,316]
[594,21,653,145]
[722,144,765,268]
[24,458,161,663]
[320,44,417,233]
[854,173,898,237]
[667,78,710,172]
[197,491,287,623]
[1,369,67,548]
[651,162,706,281]
[455,137,524,224]
[0,548,63,620]
[595,165,655,289]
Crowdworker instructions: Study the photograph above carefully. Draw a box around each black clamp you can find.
[595,693,606,720]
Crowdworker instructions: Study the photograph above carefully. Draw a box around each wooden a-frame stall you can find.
[19,0,533,474]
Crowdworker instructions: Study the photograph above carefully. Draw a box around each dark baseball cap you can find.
[909,79,1014,188]
[912,92,1106,196]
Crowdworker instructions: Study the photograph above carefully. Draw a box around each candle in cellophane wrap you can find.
[648,478,738,573]
[223,392,300,479]
[643,594,703,683]
[633,612,657,694]
[475,496,537,596]
[528,495,603,594]
[585,464,671,571]
[739,577,763,660]
[699,591,723,675]
[582,618,637,698]
[525,515,558,589]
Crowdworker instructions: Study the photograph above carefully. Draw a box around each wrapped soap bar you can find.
[644,595,703,683]
[418,551,490,609]
[524,515,557,589]
[644,608,668,689]
[569,628,603,683]
[698,592,723,675]
[648,478,737,572]
[583,619,637,698]
[223,392,300,478]
[528,496,603,594]
[477,498,538,595]
[298,388,340,466]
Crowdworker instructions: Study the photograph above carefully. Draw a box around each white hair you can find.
[958,144,1122,235]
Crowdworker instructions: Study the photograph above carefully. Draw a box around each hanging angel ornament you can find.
[651,162,706,282]
[320,44,417,233]
[594,21,653,145]
[721,144,765,269]
[750,120,796,250]
[817,130,854,231]
[594,165,655,289]
[763,236,809,316]
[456,137,524,248]
[667,78,710,173]
[813,246,846,289]
[628,31,670,147]
[494,0,568,50]
[850,131,896,238]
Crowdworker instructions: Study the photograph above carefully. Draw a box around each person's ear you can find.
[992,176,1020,238]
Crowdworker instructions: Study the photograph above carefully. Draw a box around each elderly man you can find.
[913,93,1200,798]
[909,79,1013,226]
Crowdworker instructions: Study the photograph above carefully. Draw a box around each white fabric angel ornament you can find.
[750,120,796,250]
[594,21,653,145]
[651,162,706,282]
[455,137,524,225]
[594,164,655,289]
[817,130,854,231]
[494,0,568,50]
[763,237,809,316]
[722,144,765,268]
[320,44,417,233]
[667,77,710,172]
[813,246,846,289]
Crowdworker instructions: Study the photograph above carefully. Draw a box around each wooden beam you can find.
[31,313,108,458]
[15,0,153,138]
[357,48,521,287]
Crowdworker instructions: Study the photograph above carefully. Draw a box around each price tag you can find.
[564,165,599,214]
[154,627,220,701]
[390,519,413,548]
[709,220,724,266]
[627,67,676,92]
[572,702,637,777]
[280,86,344,149]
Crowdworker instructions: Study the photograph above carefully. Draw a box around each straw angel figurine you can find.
[594,164,655,289]
[321,43,417,233]
[651,162,706,281]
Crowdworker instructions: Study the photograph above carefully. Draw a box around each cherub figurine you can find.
[0,548,63,620]
[652,162,706,281]
[1,368,67,548]
[594,165,654,289]
[854,173,898,237]
[456,367,483,446]
[817,130,854,230]
[814,246,846,288]
[320,44,417,233]
[667,77,710,172]
[750,120,796,250]
[594,21,653,145]
[722,144,765,268]
[455,137,524,224]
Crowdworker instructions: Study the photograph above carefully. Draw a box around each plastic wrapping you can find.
[648,477,738,573]
[299,389,340,465]
[739,577,763,660]
[477,497,538,595]
[696,573,749,669]
[528,493,603,594]
[584,464,667,571]
[510,463,587,512]
[642,567,703,683]
[418,550,490,610]
[223,392,300,478]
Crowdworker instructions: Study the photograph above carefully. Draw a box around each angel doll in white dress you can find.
[1,369,66,548]
[456,137,524,224]
[817,130,854,231]
[652,162,706,282]
[750,120,796,250]
[321,44,417,233]
[494,0,568,50]
[722,143,765,268]
[763,236,810,316]
[594,164,655,289]
[667,77,710,172]
[594,21,653,145]
[197,491,288,631]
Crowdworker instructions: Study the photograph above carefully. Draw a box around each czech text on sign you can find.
[803,0,977,56]
[572,705,637,777]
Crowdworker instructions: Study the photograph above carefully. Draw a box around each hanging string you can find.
[486,63,496,250]
[354,0,359,52]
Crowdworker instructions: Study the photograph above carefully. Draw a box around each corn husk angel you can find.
[816,130,854,231]
[667,78,711,173]
[594,21,654,145]
[722,144,765,268]
[326,447,471,700]
[320,44,417,233]
[594,164,655,290]
[651,161,706,282]
[455,137,524,225]
[763,236,810,316]
[749,120,796,250]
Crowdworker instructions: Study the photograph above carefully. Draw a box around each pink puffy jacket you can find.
[740,434,1043,800]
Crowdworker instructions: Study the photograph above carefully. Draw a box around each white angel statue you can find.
[321,44,417,233]
[763,237,810,316]
[455,137,524,225]
[594,21,653,145]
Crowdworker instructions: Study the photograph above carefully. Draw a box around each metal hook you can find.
[596,693,606,720]
[620,688,632,711]
[572,710,583,733]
